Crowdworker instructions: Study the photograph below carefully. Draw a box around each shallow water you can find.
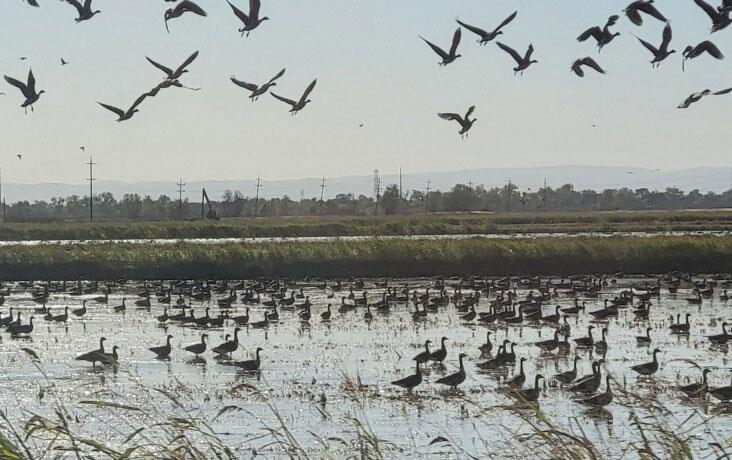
[1,276,732,458]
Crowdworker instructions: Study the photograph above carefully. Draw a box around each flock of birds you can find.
[8,0,732,137]
[2,273,732,410]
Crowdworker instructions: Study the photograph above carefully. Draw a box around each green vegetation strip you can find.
[1,210,732,240]
[0,236,730,280]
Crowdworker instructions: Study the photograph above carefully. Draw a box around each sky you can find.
[2,0,731,192]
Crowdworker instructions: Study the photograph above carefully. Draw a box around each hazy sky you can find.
[2,0,731,188]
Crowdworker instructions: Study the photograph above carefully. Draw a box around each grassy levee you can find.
[0,235,730,280]
[1,209,732,240]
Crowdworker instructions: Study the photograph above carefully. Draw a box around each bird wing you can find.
[496,42,522,64]
[700,40,724,59]
[577,26,601,42]
[420,36,448,60]
[129,93,148,112]
[571,61,585,77]
[267,68,286,84]
[146,57,173,77]
[27,0,40,6]
[26,69,37,95]
[65,0,84,15]
[580,57,605,74]
[693,0,718,20]
[636,37,659,56]
[637,1,668,22]
[4,75,29,98]
[230,77,258,91]
[494,11,518,33]
[525,43,535,60]
[179,0,207,16]
[438,112,465,125]
[624,7,643,26]
[227,0,249,23]
[270,92,297,107]
[175,50,199,74]
[448,28,462,56]
[660,23,673,51]
[456,19,488,38]
[606,14,620,27]
[465,105,476,119]
[98,102,125,117]
[299,79,317,104]
[677,95,695,109]
[249,0,261,19]
[714,87,732,95]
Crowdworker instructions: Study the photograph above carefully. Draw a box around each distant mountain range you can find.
[2,166,730,203]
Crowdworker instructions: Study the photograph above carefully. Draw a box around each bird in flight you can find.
[577,15,620,51]
[636,23,675,68]
[438,105,477,138]
[496,42,538,75]
[164,0,207,33]
[16,154,22,160]
[98,94,147,122]
[79,146,85,152]
[419,28,462,66]
[230,68,285,101]
[60,57,69,66]
[146,50,199,81]
[677,87,732,109]
[693,0,732,32]
[4,69,44,114]
[23,0,39,6]
[63,0,101,22]
[571,57,605,77]
[271,79,317,115]
[455,11,517,46]
[227,0,269,37]
[682,40,723,70]
[623,0,668,26]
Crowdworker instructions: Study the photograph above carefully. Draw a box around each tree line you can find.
[2,183,731,222]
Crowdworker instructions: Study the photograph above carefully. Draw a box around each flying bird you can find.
[146,50,199,81]
[23,0,39,6]
[636,23,675,68]
[438,105,477,138]
[693,0,732,32]
[4,69,44,114]
[496,42,538,75]
[16,154,22,160]
[164,0,207,33]
[98,94,147,122]
[271,79,317,115]
[230,68,285,101]
[455,11,517,46]
[79,146,85,151]
[577,15,620,51]
[63,0,100,22]
[571,57,605,77]
[226,0,269,37]
[419,28,462,66]
[678,87,732,108]
[623,0,668,26]
[682,40,723,70]
[60,57,69,66]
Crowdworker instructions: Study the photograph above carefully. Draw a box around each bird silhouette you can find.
[23,0,39,6]
[146,50,199,81]
[63,0,100,22]
[16,154,22,160]
[577,15,620,51]
[678,87,732,108]
[4,69,44,114]
[455,11,517,46]
[438,105,477,138]
[231,68,285,101]
[164,0,207,33]
[571,57,605,77]
[271,79,317,115]
[624,0,668,26]
[694,0,732,32]
[98,94,147,121]
[496,42,537,75]
[419,28,462,66]
[682,40,724,70]
[60,57,69,66]
[636,23,675,68]
[227,0,269,37]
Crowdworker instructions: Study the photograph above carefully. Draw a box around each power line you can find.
[319,177,326,213]
[86,156,96,222]
[176,178,186,220]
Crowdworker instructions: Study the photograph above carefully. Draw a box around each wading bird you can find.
[438,105,477,138]
[230,68,285,101]
[571,57,605,77]
[455,11,517,46]
[496,42,537,75]
[270,79,316,115]
[419,28,462,66]
[577,15,620,51]
[164,0,207,33]
[226,0,269,37]
[4,69,44,114]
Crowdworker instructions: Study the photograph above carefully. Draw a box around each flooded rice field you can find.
[1,275,732,458]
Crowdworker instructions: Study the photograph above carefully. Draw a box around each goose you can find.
[694,0,732,32]
[213,328,241,356]
[513,374,543,402]
[670,313,691,334]
[51,307,68,323]
[535,330,561,353]
[506,357,527,388]
[562,300,585,315]
[555,356,581,385]
[438,105,477,138]
[232,307,250,326]
[63,0,100,22]
[504,305,524,325]
[682,40,723,70]
[157,308,169,323]
[571,57,605,77]
[92,291,108,304]
[299,305,312,322]
[250,315,269,329]
[478,331,492,355]
[455,11,517,45]
[710,376,732,402]
[413,340,432,365]
[75,337,106,369]
[149,335,173,359]
[575,325,595,348]
[477,344,506,370]
[631,348,661,377]
[363,305,373,322]
[636,23,675,68]
[623,0,668,26]
[435,353,467,389]
[320,304,332,322]
[72,301,87,317]
[98,94,147,122]
[430,337,448,363]
[542,305,561,324]
[0,308,14,327]
[636,327,652,345]
[146,50,199,81]
[226,0,269,37]
[391,362,422,393]
[8,316,34,335]
[164,0,207,33]
[558,315,571,336]
[594,328,609,352]
[113,298,126,313]
[420,28,461,66]
[708,322,729,345]
[270,79,317,115]
[576,375,613,407]
[184,334,208,356]
[4,69,44,113]
[24,0,39,6]
[265,306,279,322]
[98,345,119,366]
[503,342,517,364]
[496,42,537,75]
[234,347,263,371]
[577,15,620,51]
[678,368,710,398]
[231,68,285,102]
[569,361,603,394]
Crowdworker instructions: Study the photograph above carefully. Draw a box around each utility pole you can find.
[373,169,380,214]
[86,156,96,222]
[0,167,3,223]
[399,167,402,214]
[176,178,186,220]
[424,179,431,214]
[542,177,547,212]
[506,178,511,213]
[254,175,261,217]
[319,176,326,214]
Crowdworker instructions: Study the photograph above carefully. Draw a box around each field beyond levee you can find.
[1,209,732,241]
[0,235,730,280]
